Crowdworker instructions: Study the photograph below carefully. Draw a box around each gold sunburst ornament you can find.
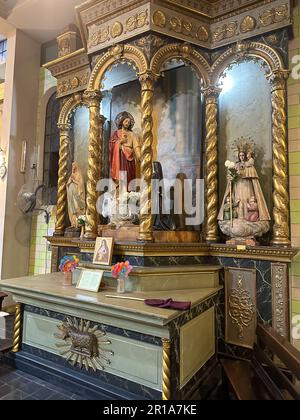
[55,317,114,372]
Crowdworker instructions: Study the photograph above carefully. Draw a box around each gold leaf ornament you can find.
[152,10,166,27]
[240,16,256,33]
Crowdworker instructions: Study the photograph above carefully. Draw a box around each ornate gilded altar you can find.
[45,0,293,247]
[3,0,296,400]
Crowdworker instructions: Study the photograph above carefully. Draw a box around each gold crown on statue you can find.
[232,136,255,157]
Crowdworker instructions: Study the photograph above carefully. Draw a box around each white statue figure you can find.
[66,162,86,229]
[101,190,140,229]
[218,142,270,246]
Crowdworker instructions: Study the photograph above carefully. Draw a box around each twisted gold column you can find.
[12,304,22,353]
[55,124,71,236]
[268,70,291,247]
[139,72,155,242]
[204,87,221,243]
[162,338,171,400]
[84,91,104,240]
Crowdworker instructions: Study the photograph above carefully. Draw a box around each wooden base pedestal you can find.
[98,225,199,243]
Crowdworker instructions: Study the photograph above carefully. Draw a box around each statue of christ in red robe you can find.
[110,112,141,190]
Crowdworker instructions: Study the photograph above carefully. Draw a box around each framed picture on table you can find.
[93,237,114,266]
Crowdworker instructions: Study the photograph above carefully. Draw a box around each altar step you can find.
[92,264,222,292]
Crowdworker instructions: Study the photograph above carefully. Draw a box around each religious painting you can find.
[93,237,114,266]
[225,267,257,350]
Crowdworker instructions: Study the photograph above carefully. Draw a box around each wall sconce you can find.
[0,148,7,179]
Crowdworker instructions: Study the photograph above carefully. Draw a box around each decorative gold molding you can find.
[211,40,284,84]
[88,43,148,91]
[75,0,292,53]
[12,303,22,354]
[57,70,91,98]
[228,275,255,340]
[213,22,238,42]
[259,4,289,27]
[271,263,289,339]
[203,86,221,243]
[126,9,149,32]
[43,48,88,75]
[150,43,210,87]
[162,338,171,401]
[240,15,257,33]
[225,268,256,349]
[268,70,291,247]
[46,236,298,262]
[151,7,211,45]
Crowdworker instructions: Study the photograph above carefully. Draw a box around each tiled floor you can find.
[0,312,87,400]
[0,359,87,400]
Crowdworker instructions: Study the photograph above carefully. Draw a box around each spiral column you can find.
[139,72,155,242]
[55,123,71,236]
[204,86,221,243]
[12,304,23,353]
[84,91,104,240]
[268,70,291,247]
[162,338,171,400]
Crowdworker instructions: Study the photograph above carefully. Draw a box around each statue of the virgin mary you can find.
[66,162,86,229]
[218,140,270,245]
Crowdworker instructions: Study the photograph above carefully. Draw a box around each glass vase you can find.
[63,271,73,287]
[80,225,85,240]
[117,275,126,294]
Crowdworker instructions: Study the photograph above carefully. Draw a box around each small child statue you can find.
[223,196,240,221]
[246,196,260,222]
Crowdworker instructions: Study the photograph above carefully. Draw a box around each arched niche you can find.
[55,93,89,235]
[71,105,89,184]
[218,60,273,223]
[152,59,203,230]
[58,93,89,181]
[99,61,142,180]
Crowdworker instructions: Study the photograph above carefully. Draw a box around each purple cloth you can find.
[145,299,191,311]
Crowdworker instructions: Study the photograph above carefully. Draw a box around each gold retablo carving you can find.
[228,275,255,340]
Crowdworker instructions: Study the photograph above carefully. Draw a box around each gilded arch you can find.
[58,93,89,127]
[210,40,290,246]
[150,43,211,88]
[88,44,149,92]
[211,41,285,84]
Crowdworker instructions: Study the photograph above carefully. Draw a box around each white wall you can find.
[0,28,41,306]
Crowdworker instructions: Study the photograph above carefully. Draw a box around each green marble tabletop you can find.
[0,273,223,325]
